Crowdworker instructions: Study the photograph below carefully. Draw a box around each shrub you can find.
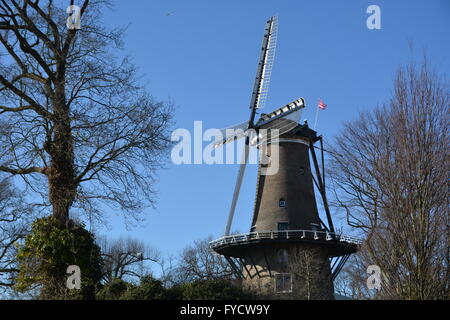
[121,275,168,300]
[96,278,131,300]
[179,279,253,300]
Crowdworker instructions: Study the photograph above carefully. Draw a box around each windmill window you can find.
[275,273,292,293]
[277,249,289,265]
[279,199,286,208]
[299,166,305,175]
[277,222,289,231]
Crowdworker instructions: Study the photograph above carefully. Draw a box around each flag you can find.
[318,99,327,110]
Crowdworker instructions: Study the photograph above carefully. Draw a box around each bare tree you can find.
[176,236,235,284]
[333,256,371,300]
[284,247,334,300]
[0,176,33,297]
[99,236,161,284]
[329,59,449,299]
[153,253,179,288]
[0,0,173,225]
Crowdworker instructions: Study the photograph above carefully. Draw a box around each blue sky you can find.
[97,0,450,258]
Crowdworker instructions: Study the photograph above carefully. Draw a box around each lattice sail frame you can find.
[255,15,278,110]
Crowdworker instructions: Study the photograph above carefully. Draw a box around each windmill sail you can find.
[210,120,249,149]
[224,143,250,236]
[247,16,278,128]
[255,15,278,110]
[223,15,278,236]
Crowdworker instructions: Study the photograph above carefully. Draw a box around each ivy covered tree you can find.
[15,216,103,299]
[0,0,172,299]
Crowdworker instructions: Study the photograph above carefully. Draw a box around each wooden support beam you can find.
[238,258,253,279]
[320,136,326,190]
[248,254,261,278]
[309,140,335,233]
[225,256,244,279]
[331,254,351,281]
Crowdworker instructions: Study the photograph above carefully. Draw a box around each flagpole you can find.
[313,102,320,130]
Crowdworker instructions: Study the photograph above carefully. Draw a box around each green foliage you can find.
[96,276,168,300]
[15,216,103,299]
[178,279,254,300]
[96,277,253,300]
[96,278,131,300]
[121,275,168,300]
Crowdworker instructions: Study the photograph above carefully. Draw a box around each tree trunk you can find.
[48,79,76,225]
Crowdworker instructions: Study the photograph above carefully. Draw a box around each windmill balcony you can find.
[210,230,363,258]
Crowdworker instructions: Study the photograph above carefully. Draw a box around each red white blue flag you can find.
[318,99,327,110]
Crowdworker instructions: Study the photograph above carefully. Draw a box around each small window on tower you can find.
[275,273,292,293]
[279,198,286,208]
[299,166,305,175]
[277,249,289,265]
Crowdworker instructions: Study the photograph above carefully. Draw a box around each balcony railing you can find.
[209,229,363,249]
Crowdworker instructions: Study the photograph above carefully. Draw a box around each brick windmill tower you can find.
[210,16,361,299]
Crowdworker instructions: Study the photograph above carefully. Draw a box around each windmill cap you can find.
[257,98,305,124]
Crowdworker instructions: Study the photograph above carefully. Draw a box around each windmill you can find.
[209,16,362,299]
